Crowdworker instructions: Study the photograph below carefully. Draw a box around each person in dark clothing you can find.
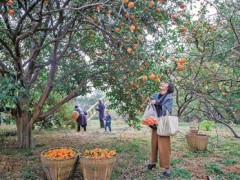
[147,82,174,178]
[95,99,105,128]
[104,110,112,132]
[75,105,87,132]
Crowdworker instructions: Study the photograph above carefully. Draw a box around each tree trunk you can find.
[16,110,34,148]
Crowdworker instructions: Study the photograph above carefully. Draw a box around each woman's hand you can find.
[149,125,157,130]
[151,100,156,105]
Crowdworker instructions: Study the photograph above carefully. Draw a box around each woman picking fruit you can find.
[147,81,174,177]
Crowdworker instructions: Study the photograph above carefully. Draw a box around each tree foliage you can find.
[0,0,192,147]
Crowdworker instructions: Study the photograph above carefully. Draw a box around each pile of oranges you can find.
[175,58,187,71]
[82,148,116,159]
[42,147,77,159]
[142,116,158,125]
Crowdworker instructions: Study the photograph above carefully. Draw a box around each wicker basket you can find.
[186,133,196,150]
[40,147,79,180]
[194,134,208,150]
[80,156,117,180]
[186,133,208,151]
[70,111,79,122]
[189,128,199,134]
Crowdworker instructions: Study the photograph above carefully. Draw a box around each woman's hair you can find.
[75,105,79,108]
[167,82,174,93]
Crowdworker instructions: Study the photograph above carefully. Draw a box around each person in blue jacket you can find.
[104,110,112,132]
[147,82,174,178]
[96,99,105,128]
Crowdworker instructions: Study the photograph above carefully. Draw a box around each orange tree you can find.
[169,1,240,137]
[0,0,192,148]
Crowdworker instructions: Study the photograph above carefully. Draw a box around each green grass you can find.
[205,162,224,174]
[171,167,192,179]
[171,157,183,165]
[221,159,238,166]
[226,173,240,180]
[17,149,34,156]
[35,143,46,148]
[22,166,37,180]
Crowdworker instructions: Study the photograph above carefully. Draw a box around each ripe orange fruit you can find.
[143,61,148,67]
[149,1,155,7]
[115,27,120,32]
[177,64,184,70]
[180,3,185,9]
[123,0,129,3]
[8,0,13,6]
[129,25,135,31]
[142,75,147,82]
[160,56,166,61]
[179,27,187,32]
[222,92,226,96]
[149,74,155,80]
[156,8,161,13]
[179,58,187,64]
[132,44,138,50]
[108,10,112,14]
[9,9,14,15]
[128,2,134,9]
[130,15,135,20]
[127,47,132,53]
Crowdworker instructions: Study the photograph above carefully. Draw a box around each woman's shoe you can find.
[147,163,156,170]
[162,171,170,177]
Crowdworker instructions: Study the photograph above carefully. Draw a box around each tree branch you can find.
[229,15,240,45]
[36,70,109,121]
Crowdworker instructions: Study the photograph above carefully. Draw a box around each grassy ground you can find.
[0,120,240,180]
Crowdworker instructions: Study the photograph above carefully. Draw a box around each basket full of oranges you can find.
[80,148,117,180]
[40,147,79,180]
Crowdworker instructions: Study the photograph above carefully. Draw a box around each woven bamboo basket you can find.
[189,128,199,134]
[40,147,79,180]
[186,133,208,151]
[70,111,79,122]
[186,133,196,150]
[194,134,208,150]
[80,156,117,180]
